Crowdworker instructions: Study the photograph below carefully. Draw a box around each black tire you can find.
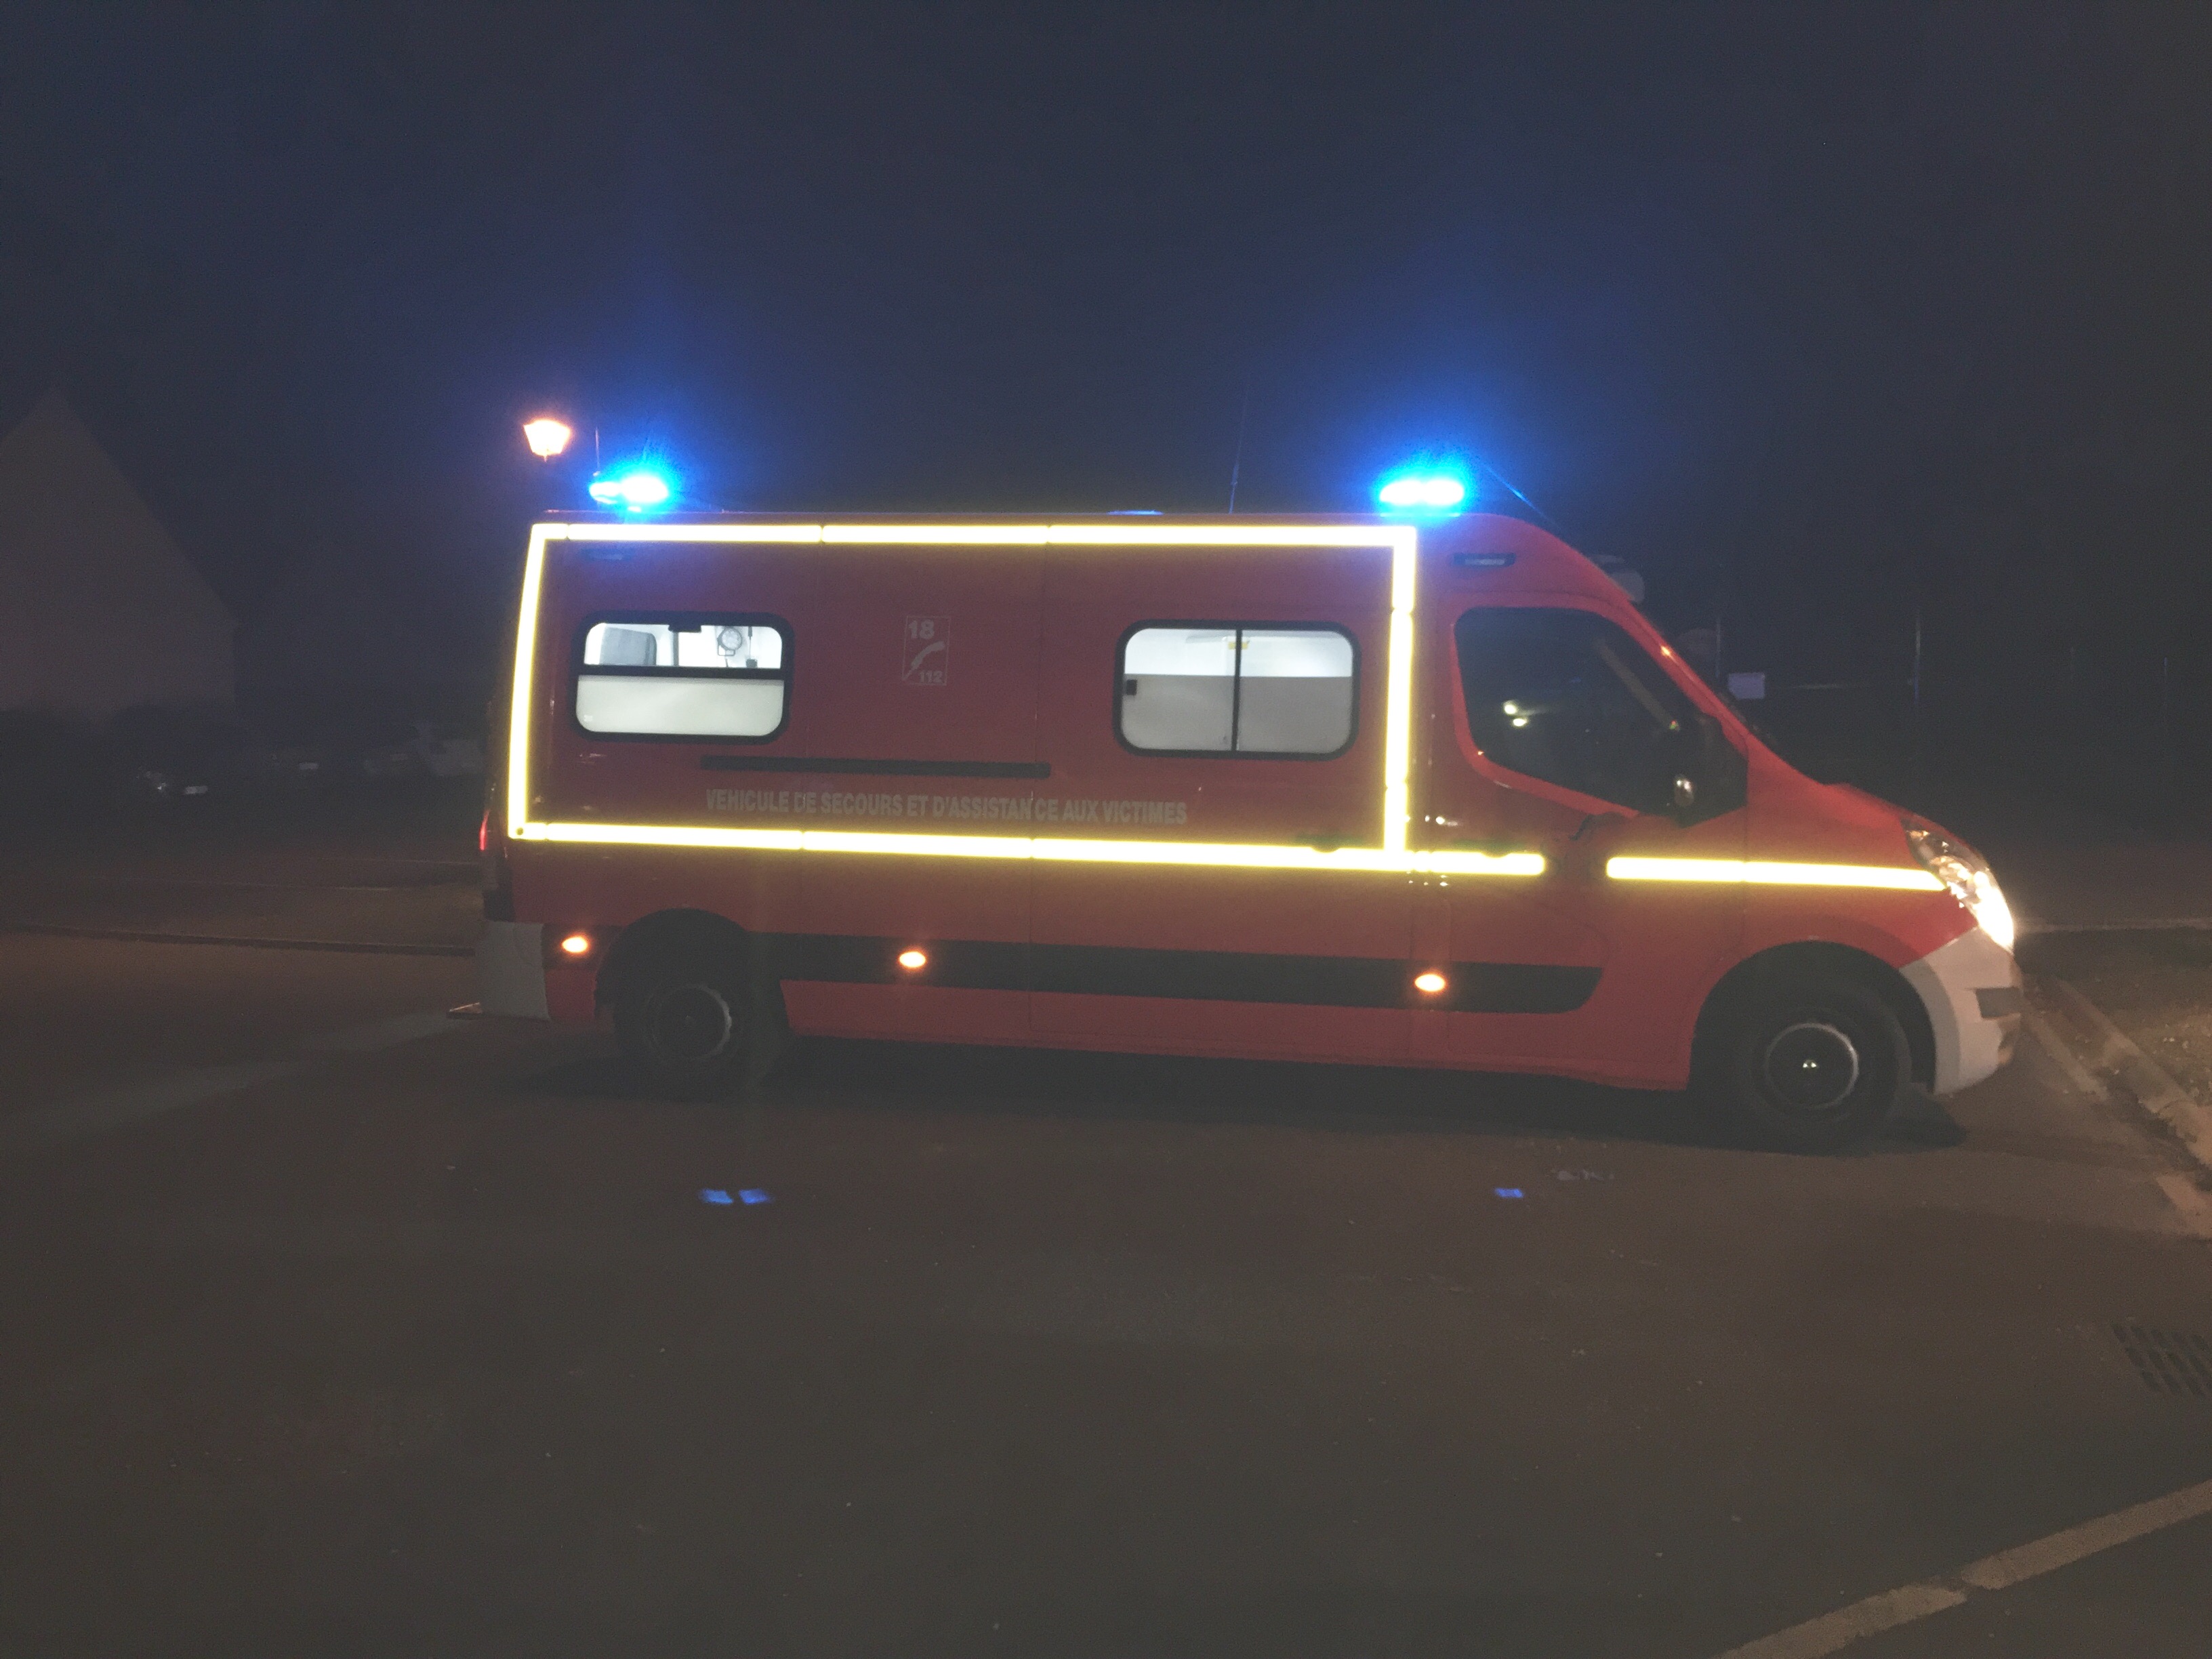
[613,947,753,1098]
[1700,972,1909,1153]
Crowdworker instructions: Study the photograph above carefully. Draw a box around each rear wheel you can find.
[1700,972,1908,1153]
[613,949,754,1097]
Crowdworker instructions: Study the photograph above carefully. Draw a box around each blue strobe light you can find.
[588,468,674,512]
[1377,471,1469,511]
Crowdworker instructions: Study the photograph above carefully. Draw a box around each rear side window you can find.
[1118,625,1356,757]
[1454,607,1697,812]
[574,617,790,739]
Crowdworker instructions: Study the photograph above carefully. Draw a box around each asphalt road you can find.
[3,813,2211,1657]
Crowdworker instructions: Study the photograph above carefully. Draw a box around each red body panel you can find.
[505,512,1982,1090]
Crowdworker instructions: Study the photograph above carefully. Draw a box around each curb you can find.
[2041,976,2212,1175]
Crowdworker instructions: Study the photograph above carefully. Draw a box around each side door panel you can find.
[784,545,1042,1042]
[1415,593,1745,1088]
[535,535,1042,1044]
[531,538,818,939]
[1029,543,1414,1062]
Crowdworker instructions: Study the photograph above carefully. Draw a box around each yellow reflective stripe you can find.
[550,520,1408,548]
[1607,857,1942,890]
[821,524,1049,544]
[525,519,1427,854]
[1381,534,1418,852]
[505,523,557,841]
[1041,523,1407,548]
[802,830,1025,858]
[523,821,804,852]
[1421,850,1546,877]
[1033,838,1389,870]
[554,522,826,543]
[514,819,1544,876]
[541,521,1410,549]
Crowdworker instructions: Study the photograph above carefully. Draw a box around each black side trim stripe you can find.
[776,935,1028,991]
[764,934,1599,1012]
[1033,943,1404,1007]
[1442,963,1599,1014]
[704,756,1051,779]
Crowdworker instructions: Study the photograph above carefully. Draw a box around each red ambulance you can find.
[478,512,2020,1151]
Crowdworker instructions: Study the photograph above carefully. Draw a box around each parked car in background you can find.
[102,705,254,809]
[255,741,333,790]
[352,732,422,781]
[411,721,485,778]
[340,719,486,784]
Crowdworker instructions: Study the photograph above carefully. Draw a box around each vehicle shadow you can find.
[516,1033,1963,1155]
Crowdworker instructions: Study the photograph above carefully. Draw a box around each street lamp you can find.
[522,417,573,459]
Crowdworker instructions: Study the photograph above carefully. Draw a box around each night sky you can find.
[3,3,2209,703]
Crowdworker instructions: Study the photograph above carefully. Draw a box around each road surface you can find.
[1,812,2208,1656]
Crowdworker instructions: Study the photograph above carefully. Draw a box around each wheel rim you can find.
[647,982,736,1066]
[1761,1020,1861,1111]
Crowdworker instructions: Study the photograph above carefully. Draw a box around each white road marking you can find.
[0,1010,462,1155]
[1952,1476,2212,1589]
[1713,1584,1968,1659]
[1715,1475,2212,1658]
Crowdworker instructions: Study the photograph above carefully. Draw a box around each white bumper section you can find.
[1900,927,2022,1095]
[477,921,550,1019]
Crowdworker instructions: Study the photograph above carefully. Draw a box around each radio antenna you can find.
[1226,383,1251,512]
[1480,460,1565,535]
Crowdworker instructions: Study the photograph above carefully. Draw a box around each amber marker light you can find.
[559,933,592,956]
[897,949,928,970]
[1414,970,1448,995]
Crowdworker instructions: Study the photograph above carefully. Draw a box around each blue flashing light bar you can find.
[588,469,675,512]
[1377,471,1470,512]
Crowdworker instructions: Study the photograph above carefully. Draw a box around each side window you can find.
[575,617,790,739]
[1118,625,1356,758]
[1454,607,1698,812]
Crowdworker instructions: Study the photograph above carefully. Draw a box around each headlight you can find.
[1905,819,2015,951]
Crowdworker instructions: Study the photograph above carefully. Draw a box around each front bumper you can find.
[1900,927,2022,1094]
[477,921,550,1019]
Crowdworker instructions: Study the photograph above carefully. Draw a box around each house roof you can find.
[0,388,234,630]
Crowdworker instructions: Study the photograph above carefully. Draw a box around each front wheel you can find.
[1700,973,1908,1153]
[613,950,754,1098]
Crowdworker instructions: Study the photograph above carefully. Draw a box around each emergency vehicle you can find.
[478,512,2020,1151]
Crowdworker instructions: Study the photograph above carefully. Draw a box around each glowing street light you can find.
[523,417,573,459]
